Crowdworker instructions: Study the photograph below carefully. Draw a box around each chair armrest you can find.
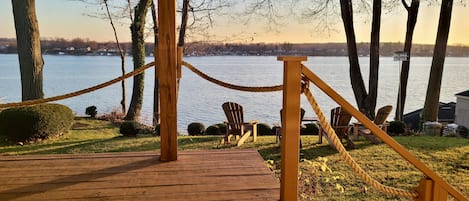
[242,120,258,127]
[248,120,259,125]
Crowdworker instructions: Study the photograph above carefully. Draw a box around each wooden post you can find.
[414,178,449,201]
[432,181,448,201]
[415,178,433,201]
[278,56,307,201]
[158,0,178,161]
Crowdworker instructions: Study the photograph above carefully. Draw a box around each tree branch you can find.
[402,0,410,11]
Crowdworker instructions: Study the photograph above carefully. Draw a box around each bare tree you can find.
[103,0,127,115]
[11,0,44,101]
[367,0,381,119]
[177,0,232,42]
[320,0,381,119]
[247,0,382,119]
[150,0,160,126]
[125,0,152,121]
[422,0,454,122]
[178,0,190,47]
[395,0,420,121]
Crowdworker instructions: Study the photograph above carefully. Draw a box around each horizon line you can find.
[1,37,469,47]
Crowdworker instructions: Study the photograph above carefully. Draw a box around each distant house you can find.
[455,90,469,128]
[403,102,456,131]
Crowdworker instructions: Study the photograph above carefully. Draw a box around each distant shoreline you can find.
[2,38,469,57]
[1,53,469,58]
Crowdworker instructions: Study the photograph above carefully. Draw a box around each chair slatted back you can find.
[280,108,306,125]
[374,105,393,125]
[222,102,244,133]
[330,107,352,135]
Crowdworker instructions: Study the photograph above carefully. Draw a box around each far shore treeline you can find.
[1,37,469,57]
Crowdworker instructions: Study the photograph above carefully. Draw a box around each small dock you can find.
[0,149,279,201]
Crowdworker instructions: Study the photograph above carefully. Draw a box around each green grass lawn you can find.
[0,118,468,200]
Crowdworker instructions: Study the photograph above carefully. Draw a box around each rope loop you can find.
[0,60,281,109]
[0,62,155,109]
[303,87,418,198]
[182,60,283,92]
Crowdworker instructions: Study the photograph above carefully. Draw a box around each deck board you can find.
[0,149,279,201]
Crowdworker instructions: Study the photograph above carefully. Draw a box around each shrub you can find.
[119,121,140,137]
[301,123,319,135]
[216,123,227,134]
[85,106,97,118]
[97,107,124,124]
[187,122,205,135]
[458,126,469,138]
[388,121,406,136]
[205,125,221,135]
[271,125,281,136]
[0,103,74,143]
[257,123,273,135]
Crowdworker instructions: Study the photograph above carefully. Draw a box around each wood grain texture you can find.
[0,149,279,201]
[278,56,307,201]
[157,0,178,161]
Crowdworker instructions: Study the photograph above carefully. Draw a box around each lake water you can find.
[0,54,468,133]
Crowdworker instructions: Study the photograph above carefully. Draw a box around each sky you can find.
[1,1,469,45]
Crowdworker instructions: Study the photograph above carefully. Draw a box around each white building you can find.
[455,90,469,128]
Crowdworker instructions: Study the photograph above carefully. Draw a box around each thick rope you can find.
[0,62,155,109]
[182,61,283,92]
[0,60,280,109]
[302,85,419,198]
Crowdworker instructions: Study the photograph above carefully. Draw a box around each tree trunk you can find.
[367,0,381,120]
[12,0,44,101]
[125,0,152,121]
[120,52,126,115]
[151,1,160,126]
[396,0,419,121]
[103,0,126,115]
[339,0,369,118]
[178,0,190,47]
[422,0,453,122]
[176,0,190,103]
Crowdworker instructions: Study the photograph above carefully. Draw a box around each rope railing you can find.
[0,60,283,110]
[0,56,466,199]
[300,63,468,201]
[182,61,283,92]
[0,61,155,109]
[302,84,418,198]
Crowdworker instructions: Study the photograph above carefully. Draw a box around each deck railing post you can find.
[158,0,178,161]
[414,178,449,201]
[278,56,307,201]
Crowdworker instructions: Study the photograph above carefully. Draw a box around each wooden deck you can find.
[0,149,279,201]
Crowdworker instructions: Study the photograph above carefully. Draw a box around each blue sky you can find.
[1,1,469,45]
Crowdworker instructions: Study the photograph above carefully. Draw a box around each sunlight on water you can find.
[0,55,467,133]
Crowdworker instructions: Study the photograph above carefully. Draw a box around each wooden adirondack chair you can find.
[318,107,355,149]
[275,108,306,148]
[354,105,393,144]
[222,102,258,146]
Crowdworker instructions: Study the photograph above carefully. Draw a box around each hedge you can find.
[187,122,205,135]
[0,103,74,143]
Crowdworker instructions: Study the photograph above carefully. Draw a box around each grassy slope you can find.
[0,118,468,200]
